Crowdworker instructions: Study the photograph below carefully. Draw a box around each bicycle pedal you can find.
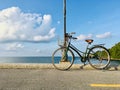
[80,66,84,69]
[84,63,89,66]
[80,64,87,69]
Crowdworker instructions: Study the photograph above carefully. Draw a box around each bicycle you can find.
[52,32,110,70]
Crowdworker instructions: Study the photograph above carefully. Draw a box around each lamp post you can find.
[63,0,66,46]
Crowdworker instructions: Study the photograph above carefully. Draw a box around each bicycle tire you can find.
[88,45,110,70]
[52,47,74,70]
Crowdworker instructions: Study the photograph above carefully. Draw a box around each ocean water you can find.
[0,57,85,64]
[0,57,120,65]
[0,57,52,63]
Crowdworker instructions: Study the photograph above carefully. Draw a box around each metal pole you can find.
[64,0,66,46]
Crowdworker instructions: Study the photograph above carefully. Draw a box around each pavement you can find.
[0,68,120,90]
[0,63,120,90]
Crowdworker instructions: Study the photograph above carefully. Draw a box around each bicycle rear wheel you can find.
[52,47,74,70]
[88,46,110,70]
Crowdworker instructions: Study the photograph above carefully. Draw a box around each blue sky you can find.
[0,0,120,56]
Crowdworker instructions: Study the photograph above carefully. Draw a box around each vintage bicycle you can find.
[52,32,110,70]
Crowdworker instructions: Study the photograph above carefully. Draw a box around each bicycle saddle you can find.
[85,39,93,44]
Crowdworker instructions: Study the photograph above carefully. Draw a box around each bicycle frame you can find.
[64,38,91,63]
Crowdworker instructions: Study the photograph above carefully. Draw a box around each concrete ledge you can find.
[0,64,54,69]
[0,63,119,71]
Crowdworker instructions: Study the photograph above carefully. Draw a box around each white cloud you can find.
[96,32,111,39]
[6,43,24,51]
[33,28,55,42]
[77,34,93,40]
[0,7,55,43]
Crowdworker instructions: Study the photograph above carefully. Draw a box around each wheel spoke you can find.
[88,46,110,69]
[52,47,74,70]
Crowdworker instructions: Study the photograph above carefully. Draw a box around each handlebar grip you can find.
[72,37,77,39]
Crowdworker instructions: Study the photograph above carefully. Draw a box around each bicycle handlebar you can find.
[65,32,77,40]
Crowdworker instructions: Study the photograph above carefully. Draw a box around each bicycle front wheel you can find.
[52,47,74,70]
[88,46,110,70]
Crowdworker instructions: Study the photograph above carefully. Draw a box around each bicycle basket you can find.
[58,39,64,46]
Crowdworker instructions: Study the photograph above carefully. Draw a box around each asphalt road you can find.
[0,69,120,90]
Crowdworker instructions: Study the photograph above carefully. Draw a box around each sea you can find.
[0,57,120,65]
[0,57,52,63]
[0,57,91,64]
